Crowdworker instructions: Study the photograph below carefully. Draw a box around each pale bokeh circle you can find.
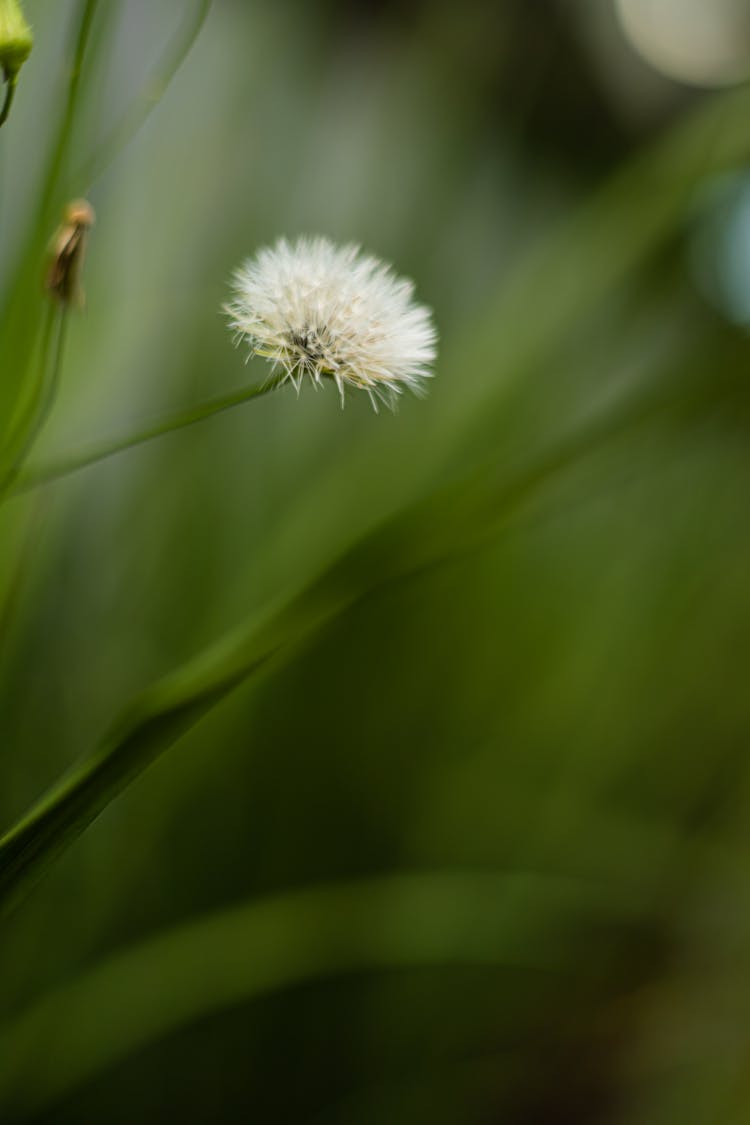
[614,0,750,86]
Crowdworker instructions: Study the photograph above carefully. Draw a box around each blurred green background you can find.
[3,0,750,1121]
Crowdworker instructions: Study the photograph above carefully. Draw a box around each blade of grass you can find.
[0,503,43,675]
[34,0,100,224]
[77,0,214,191]
[0,331,739,916]
[0,870,642,1117]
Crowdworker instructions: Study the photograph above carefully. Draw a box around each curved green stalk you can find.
[0,0,100,443]
[0,304,67,497]
[77,0,214,190]
[0,871,638,1118]
[10,370,287,495]
[0,0,33,130]
[1,1,216,484]
[0,76,15,127]
[13,311,68,467]
[0,503,42,673]
[0,349,725,917]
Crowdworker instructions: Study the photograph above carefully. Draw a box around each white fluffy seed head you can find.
[225,236,438,410]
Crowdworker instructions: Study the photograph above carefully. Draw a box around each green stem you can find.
[0,303,65,496]
[0,76,16,128]
[10,371,287,495]
[21,309,69,460]
[0,0,101,439]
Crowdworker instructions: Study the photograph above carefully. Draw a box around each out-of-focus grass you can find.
[0,870,646,1115]
[2,1,750,1122]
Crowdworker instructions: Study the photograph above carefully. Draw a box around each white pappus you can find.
[225,236,438,410]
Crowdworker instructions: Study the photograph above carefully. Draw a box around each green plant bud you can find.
[0,0,32,82]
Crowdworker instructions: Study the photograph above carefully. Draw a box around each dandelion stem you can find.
[0,303,68,497]
[0,77,15,128]
[11,371,288,494]
[24,307,69,457]
[0,0,100,437]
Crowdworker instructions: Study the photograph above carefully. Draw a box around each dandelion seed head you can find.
[225,236,437,409]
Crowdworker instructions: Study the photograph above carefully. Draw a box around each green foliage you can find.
[2,2,750,1122]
